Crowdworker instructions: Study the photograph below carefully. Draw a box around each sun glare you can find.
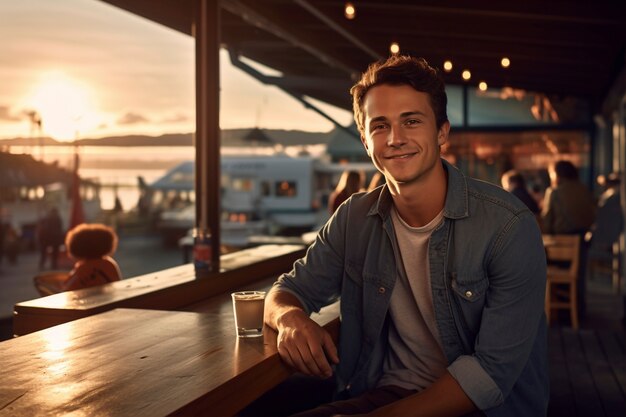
[22,71,100,141]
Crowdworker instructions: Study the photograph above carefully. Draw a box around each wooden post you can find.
[193,0,220,271]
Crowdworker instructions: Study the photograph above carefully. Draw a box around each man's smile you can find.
[385,151,418,160]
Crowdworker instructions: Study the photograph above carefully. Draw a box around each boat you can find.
[146,153,376,247]
[0,151,101,247]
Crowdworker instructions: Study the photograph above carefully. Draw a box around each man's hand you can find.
[275,308,339,378]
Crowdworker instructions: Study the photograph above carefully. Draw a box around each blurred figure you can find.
[501,170,540,214]
[34,223,122,296]
[4,223,20,265]
[113,196,124,213]
[0,220,5,269]
[542,160,595,319]
[367,171,385,191]
[0,208,9,268]
[37,207,64,270]
[328,170,365,214]
[586,172,623,252]
[541,160,595,235]
[596,172,621,209]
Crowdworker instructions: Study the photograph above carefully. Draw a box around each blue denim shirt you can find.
[274,160,549,416]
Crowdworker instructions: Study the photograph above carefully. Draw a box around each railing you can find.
[13,244,306,336]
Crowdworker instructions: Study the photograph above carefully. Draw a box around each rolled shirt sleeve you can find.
[448,211,547,410]
[273,202,349,314]
[448,355,503,410]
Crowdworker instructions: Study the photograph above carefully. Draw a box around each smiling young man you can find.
[264,56,548,417]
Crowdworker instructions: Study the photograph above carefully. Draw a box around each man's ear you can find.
[437,121,450,146]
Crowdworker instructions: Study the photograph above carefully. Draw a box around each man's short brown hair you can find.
[350,55,448,136]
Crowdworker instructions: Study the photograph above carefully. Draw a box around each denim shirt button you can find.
[465,290,473,298]
[378,287,386,294]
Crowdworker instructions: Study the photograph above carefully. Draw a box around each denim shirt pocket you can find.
[451,272,489,302]
[450,272,489,337]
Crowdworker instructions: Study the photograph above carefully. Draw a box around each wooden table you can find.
[1,304,339,416]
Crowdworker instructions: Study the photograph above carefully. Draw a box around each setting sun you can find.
[20,71,101,141]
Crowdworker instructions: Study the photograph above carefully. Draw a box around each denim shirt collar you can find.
[367,158,470,220]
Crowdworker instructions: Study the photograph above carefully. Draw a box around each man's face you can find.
[361,84,449,187]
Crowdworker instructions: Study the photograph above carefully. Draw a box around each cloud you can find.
[0,106,23,121]
[161,113,189,123]
[117,112,149,125]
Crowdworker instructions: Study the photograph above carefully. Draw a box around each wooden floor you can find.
[548,327,625,417]
[548,277,625,417]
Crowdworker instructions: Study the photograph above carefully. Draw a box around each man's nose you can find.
[387,126,407,147]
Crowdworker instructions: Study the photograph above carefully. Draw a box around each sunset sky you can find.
[0,0,352,141]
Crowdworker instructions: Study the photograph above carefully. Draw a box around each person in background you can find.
[34,223,122,296]
[264,55,547,417]
[500,170,540,215]
[37,207,64,270]
[586,172,623,258]
[595,172,621,210]
[0,219,5,270]
[4,223,20,265]
[328,170,365,214]
[541,160,595,235]
[541,160,595,320]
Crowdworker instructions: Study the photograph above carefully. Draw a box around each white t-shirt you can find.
[378,208,449,391]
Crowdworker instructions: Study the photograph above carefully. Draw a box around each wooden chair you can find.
[543,234,581,329]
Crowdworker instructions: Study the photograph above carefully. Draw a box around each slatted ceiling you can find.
[100,0,626,111]
[101,0,194,35]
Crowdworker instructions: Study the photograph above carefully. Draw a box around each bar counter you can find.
[1,302,339,416]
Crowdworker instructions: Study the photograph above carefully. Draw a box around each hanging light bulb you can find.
[443,60,453,72]
[389,42,400,55]
[501,57,511,68]
[344,2,356,20]
[462,70,471,81]
[478,81,488,91]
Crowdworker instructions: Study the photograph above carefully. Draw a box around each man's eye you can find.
[405,119,420,125]
[372,123,387,131]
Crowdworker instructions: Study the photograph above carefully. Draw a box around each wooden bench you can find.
[13,244,307,336]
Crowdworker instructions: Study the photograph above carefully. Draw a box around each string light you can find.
[389,42,400,55]
[344,2,356,20]
[478,81,488,91]
[501,57,511,68]
[462,70,471,81]
[443,60,453,72]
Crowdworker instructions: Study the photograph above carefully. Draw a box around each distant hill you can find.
[75,133,193,146]
[0,129,332,148]
[0,136,62,146]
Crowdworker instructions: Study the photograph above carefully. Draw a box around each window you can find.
[231,178,253,192]
[275,181,297,197]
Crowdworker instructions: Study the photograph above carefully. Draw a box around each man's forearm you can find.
[264,287,339,377]
[369,371,477,417]
[264,287,307,330]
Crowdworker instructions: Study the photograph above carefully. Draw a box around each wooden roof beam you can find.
[222,0,359,75]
